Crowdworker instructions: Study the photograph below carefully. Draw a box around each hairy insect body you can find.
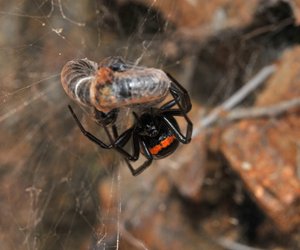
[61,58,171,113]
[61,59,97,108]
[95,68,170,110]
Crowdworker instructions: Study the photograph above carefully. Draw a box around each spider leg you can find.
[69,105,152,176]
[159,74,193,144]
[93,108,119,126]
[107,112,143,161]
[114,131,153,176]
[161,109,193,144]
[68,105,112,149]
[111,124,119,138]
[125,138,153,176]
[160,94,180,110]
[69,105,139,159]
[164,72,192,113]
[112,128,140,161]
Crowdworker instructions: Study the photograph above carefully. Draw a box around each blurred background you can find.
[0,0,300,249]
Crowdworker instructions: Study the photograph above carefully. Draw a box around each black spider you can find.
[68,73,192,176]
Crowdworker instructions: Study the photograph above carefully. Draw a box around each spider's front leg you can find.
[69,105,136,156]
[161,72,192,113]
[68,105,112,149]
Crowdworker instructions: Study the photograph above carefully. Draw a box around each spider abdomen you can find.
[148,134,179,159]
[141,116,180,159]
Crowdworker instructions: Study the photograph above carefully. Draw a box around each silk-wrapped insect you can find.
[61,57,172,113]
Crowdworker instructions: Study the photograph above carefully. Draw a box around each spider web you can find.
[0,1,177,249]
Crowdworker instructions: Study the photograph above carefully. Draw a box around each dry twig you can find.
[217,237,265,250]
[225,97,300,121]
[193,65,277,136]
